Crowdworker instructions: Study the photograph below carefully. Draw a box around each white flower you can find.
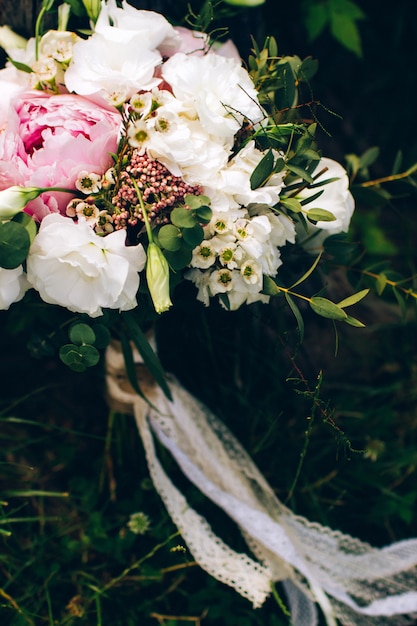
[0,265,29,310]
[191,241,217,269]
[64,34,162,101]
[161,53,264,142]
[26,214,146,317]
[293,157,355,251]
[94,0,180,50]
[75,171,102,194]
[64,0,180,101]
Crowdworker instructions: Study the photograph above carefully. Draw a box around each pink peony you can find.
[0,91,122,221]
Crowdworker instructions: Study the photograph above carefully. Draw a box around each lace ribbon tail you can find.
[132,392,274,609]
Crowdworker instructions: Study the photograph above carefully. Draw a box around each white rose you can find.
[0,265,29,310]
[64,34,162,101]
[95,0,180,50]
[162,53,264,141]
[26,214,146,317]
[220,141,285,207]
[294,157,355,251]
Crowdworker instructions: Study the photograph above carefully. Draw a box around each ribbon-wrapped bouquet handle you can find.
[106,339,417,626]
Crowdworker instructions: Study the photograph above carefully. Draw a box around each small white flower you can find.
[240,259,262,285]
[129,92,153,116]
[31,57,58,84]
[66,199,100,224]
[191,241,217,269]
[209,268,234,294]
[127,119,150,149]
[75,171,102,194]
[95,210,115,235]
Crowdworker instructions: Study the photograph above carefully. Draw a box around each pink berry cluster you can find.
[111,150,202,230]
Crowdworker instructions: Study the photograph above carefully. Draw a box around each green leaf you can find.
[262,275,282,296]
[250,149,274,189]
[0,221,30,269]
[69,323,96,346]
[285,162,314,183]
[280,197,303,213]
[158,224,182,252]
[91,324,111,350]
[77,344,100,367]
[284,293,304,342]
[303,2,328,41]
[59,344,87,373]
[375,273,387,295]
[12,212,37,242]
[7,58,34,73]
[182,224,204,248]
[184,194,211,210]
[359,146,380,169]
[290,252,322,289]
[123,313,172,400]
[171,207,196,229]
[310,296,347,320]
[344,315,365,328]
[337,288,369,308]
[299,57,319,82]
[329,11,362,56]
[306,208,336,222]
[163,247,193,271]
[195,205,212,223]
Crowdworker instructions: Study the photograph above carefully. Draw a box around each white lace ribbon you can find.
[105,341,417,626]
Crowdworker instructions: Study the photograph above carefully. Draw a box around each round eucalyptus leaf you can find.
[59,344,87,372]
[171,207,196,228]
[164,247,193,270]
[69,323,96,346]
[91,323,111,349]
[12,212,37,242]
[0,221,30,269]
[158,224,182,251]
[78,344,101,367]
[195,205,212,223]
[182,224,204,248]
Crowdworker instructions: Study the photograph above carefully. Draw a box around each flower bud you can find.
[0,186,42,219]
[81,0,102,23]
[0,25,27,52]
[146,243,172,314]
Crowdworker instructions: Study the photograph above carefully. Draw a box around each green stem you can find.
[131,178,153,243]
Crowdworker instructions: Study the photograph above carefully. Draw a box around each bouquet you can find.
[1,2,417,625]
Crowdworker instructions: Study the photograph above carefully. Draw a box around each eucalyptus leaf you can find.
[280,197,303,213]
[7,58,33,73]
[285,162,314,183]
[250,149,274,190]
[12,212,37,242]
[306,208,336,223]
[77,344,100,367]
[59,344,87,373]
[91,324,111,349]
[163,247,192,271]
[182,224,204,248]
[310,297,347,320]
[195,205,212,223]
[0,221,30,269]
[184,194,210,210]
[158,224,182,251]
[262,275,282,296]
[284,293,304,342]
[69,323,96,346]
[171,207,196,229]
[344,315,365,328]
[337,288,369,308]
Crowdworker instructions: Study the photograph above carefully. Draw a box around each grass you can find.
[1,244,417,626]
